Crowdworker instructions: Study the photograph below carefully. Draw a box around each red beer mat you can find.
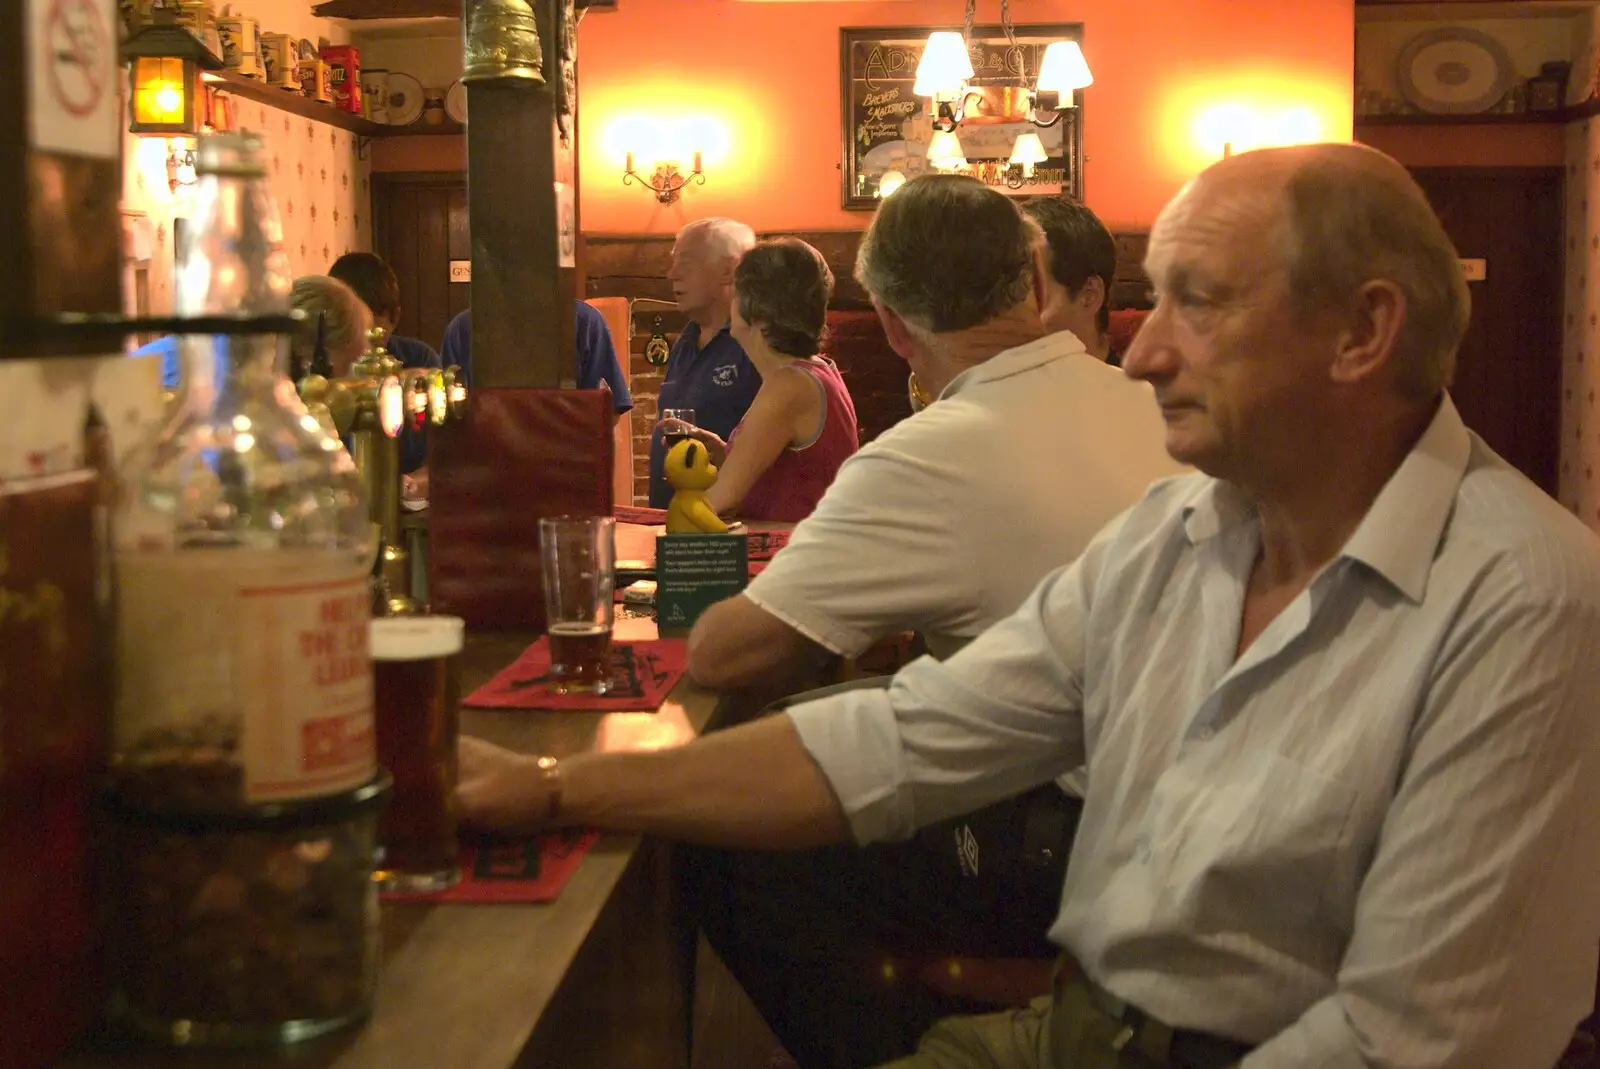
[463,638,687,711]
[747,529,791,561]
[614,505,667,525]
[378,829,599,904]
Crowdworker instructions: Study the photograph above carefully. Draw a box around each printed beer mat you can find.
[614,505,668,525]
[463,638,687,711]
[379,829,600,904]
[746,529,791,561]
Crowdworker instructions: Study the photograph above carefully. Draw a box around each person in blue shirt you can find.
[646,217,760,507]
[130,334,183,391]
[439,301,635,413]
[329,252,441,477]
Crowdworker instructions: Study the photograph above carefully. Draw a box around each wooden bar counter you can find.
[66,524,750,1069]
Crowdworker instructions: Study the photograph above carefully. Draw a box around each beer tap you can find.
[297,327,468,616]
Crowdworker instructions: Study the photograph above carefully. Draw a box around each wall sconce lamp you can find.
[166,140,198,193]
[122,4,225,137]
[623,150,706,204]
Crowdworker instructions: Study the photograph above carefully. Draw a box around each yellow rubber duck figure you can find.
[664,438,729,534]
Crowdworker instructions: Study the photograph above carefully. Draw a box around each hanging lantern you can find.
[122,6,225,137]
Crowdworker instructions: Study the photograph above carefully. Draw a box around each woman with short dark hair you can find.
[659,238,858,522]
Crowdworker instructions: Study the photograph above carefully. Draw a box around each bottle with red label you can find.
[107,130,386,1049]
[112,130,376,810]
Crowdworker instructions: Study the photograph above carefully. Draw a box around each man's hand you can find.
[456,736,554,836]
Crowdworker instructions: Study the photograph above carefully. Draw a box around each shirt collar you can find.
[681,319,732,346]
[1339,395,1471,602]
[1180,395,1472,603]
[942,330,1089,400]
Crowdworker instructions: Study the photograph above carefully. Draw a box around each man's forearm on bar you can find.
[563,714,852,849]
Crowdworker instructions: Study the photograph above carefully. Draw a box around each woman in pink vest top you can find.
[658,238,858,523]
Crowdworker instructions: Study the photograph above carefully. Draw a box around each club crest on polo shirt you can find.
[712,363,738,387]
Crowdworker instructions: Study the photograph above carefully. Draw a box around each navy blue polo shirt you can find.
[646,320,759,507]
[438,303,634,414]
[385,334,443,475]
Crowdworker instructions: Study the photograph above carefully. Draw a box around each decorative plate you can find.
[445,79,467,125]
[1396,27,1513,115]
[385,72,426,127]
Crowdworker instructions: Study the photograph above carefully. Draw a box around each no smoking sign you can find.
[28,0,117,159]
[47,0,107,117]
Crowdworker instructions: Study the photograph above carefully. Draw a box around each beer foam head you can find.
[370,615,465,660]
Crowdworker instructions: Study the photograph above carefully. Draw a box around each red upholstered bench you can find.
[1108,307,1150,358]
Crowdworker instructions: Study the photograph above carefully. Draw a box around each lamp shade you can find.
[1036,41,1093,96]
[914,32,974,98]
[1009,132,1048,167]
[926,130,968,172]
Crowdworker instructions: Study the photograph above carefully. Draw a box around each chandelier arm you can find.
[1028,108,1066,130]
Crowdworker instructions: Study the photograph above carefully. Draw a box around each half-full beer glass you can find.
[538,516,616,694]
[371,615,465,893]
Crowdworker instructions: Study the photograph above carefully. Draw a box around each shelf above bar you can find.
[204,71,463,138]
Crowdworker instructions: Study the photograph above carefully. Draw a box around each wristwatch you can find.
[535,755,563,821]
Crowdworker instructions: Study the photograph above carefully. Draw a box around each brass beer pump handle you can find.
[290,328,466,617]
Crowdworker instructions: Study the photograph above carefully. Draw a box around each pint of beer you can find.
[371,615,465,893]
[538,516,616,694]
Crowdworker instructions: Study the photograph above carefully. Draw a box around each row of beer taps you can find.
[298,327,467,616]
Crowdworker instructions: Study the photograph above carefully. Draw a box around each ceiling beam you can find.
[312,0,455,17]
[312,0,614,17]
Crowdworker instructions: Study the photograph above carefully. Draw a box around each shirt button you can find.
[1196,726,1215,741]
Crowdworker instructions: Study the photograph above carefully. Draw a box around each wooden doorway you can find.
[371,173,470,353]
[1411,166,1563,495]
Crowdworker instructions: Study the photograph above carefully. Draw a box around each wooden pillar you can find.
[463,0,578,389]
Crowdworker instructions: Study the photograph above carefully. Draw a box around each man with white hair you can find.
[648,216,760,506]
[460,143,1600,1068]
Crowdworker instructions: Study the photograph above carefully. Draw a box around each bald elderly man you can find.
[459,144,1600,1069]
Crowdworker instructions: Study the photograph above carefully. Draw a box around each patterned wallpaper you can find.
[1562,117,1600,532]
[122,101,371,316]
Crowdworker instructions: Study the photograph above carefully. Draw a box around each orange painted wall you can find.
[577,0,1354,234]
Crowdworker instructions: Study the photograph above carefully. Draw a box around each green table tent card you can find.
[655,533,748,631]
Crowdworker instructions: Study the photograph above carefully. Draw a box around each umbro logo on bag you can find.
[955,825,979,878]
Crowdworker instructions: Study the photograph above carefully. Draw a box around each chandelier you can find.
[913,0,1093,175]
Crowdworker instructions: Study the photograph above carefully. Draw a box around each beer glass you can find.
[660,408,696,452]
[371,615,465,893]
[538,516,616,694]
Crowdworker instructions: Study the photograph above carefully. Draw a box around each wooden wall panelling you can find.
[374,173,473,352]
[446,184,471,334]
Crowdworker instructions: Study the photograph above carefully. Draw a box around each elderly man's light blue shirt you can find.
[787,397,1600,1068]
